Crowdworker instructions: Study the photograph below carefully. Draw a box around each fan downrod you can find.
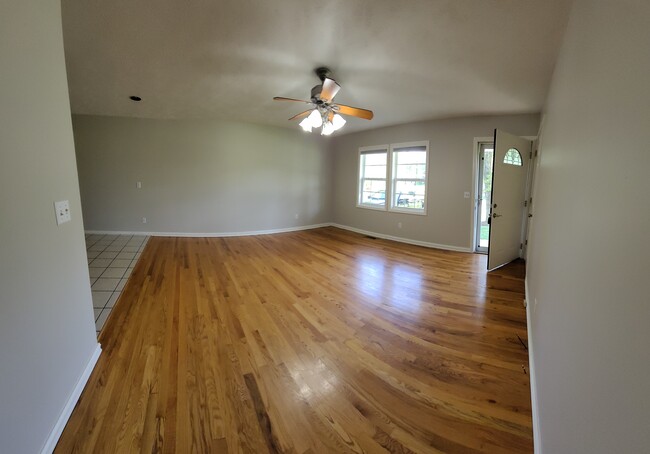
[314,67,332,82]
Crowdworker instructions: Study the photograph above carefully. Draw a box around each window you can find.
[358,146,388,208]
[503,148,523,166]
[357,141,429,214]
[390,142,428,214]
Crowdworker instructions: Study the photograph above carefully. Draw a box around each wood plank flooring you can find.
[55,227,532,453]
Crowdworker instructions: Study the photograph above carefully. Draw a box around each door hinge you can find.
[529,151,533,159]
[525,239,528,245]
[519,243,523,250]
[524,200,528,207]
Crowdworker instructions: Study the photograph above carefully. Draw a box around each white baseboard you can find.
[330,223,473,253]
[525,278,542,454]
[41,343,102,454]
[85,223,331,238]
[86,222,472,253]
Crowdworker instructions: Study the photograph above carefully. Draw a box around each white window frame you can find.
[357,145,390,211]
[388,141,429,215]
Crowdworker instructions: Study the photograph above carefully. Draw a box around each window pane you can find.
[503,148,523,166]
[364,164,386,178]
[361,152,387,179]
[395,163,425,179]
[394,150,426,178]
[361,180,386,205]
[395,150,426,165]
[363,152,387,166]
[393,180,425,209]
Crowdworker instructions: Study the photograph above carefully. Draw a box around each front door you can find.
[487,130,531,271]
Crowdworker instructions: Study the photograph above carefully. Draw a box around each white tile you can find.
[92,291,112,308]
[123,267,133,277]
[116,278,128,291]
[91,278,120,292]
[97,251,119,259]
[110,259,132,268]
[116,251,136,260]
[90,258,113,268]
[89,267,105,278]
[93,308,102,321]
[104,245,123,252]
[106,292,120,308]
[90,277,97,286]
[88,245,105,252]
[86,250,100,259]
[101,267,126,279]
[95,308,111,331]
[122,246,139,253]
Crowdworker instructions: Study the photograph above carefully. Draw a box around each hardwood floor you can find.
[56,227,532,453]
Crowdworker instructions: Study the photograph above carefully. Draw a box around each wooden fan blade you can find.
[289,109,313,121]
[319,78,341,102]
[273,97,312,104]
[334,104,374,120]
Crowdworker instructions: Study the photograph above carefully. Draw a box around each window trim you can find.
[388,141,429,216]
[356,144,390,211]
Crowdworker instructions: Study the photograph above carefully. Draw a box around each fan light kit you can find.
[274,67,374,135]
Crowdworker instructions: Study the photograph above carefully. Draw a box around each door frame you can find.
[470,135,537,254]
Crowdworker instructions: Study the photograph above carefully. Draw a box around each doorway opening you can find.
[475,142,493,253]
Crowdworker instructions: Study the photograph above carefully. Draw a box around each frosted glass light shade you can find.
[307,109,323,128]
[321,121,335,136]
[332,114,346,131]
[299,117,312,132]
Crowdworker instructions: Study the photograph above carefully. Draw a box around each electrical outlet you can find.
[136,181,142,189]
[142,217,147,224]
[464,191,470,198]
[54,200,71,225]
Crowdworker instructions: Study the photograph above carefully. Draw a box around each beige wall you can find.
[330,114,540,249]
[526,1,650,452]
[0,2,99,452]
[73,115,331,234]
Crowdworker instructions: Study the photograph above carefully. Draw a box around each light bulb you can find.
[308,109,323,128]
[321,121,334,136]
[332,114,346,131]
[299,117,312,132]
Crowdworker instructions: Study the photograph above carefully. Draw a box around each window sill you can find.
[388,207,427,216]
[357,204,387,212]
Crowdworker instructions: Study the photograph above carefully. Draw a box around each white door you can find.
[487,130,531,271]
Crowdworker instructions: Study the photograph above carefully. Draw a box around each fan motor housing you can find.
[311,85,325,104]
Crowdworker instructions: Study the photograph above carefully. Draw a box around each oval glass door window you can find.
[503,148,523,166]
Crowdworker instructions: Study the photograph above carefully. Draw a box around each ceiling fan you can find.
[273,67,374,135]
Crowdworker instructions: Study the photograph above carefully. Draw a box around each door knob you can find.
[493,213,502,218]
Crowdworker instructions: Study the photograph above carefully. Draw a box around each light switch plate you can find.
[464,191,470,198]
[54,200,71,225]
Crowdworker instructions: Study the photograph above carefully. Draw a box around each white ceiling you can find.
[61,0,572,134]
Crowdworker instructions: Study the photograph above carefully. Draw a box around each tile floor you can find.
[85,233,150,336]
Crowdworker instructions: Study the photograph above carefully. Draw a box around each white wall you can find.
[526,1,650,452]
[0,2,99,453]
[330,114,540,249]
[73,115,331,234]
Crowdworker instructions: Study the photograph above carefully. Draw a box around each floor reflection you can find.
[356,253,423,313]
